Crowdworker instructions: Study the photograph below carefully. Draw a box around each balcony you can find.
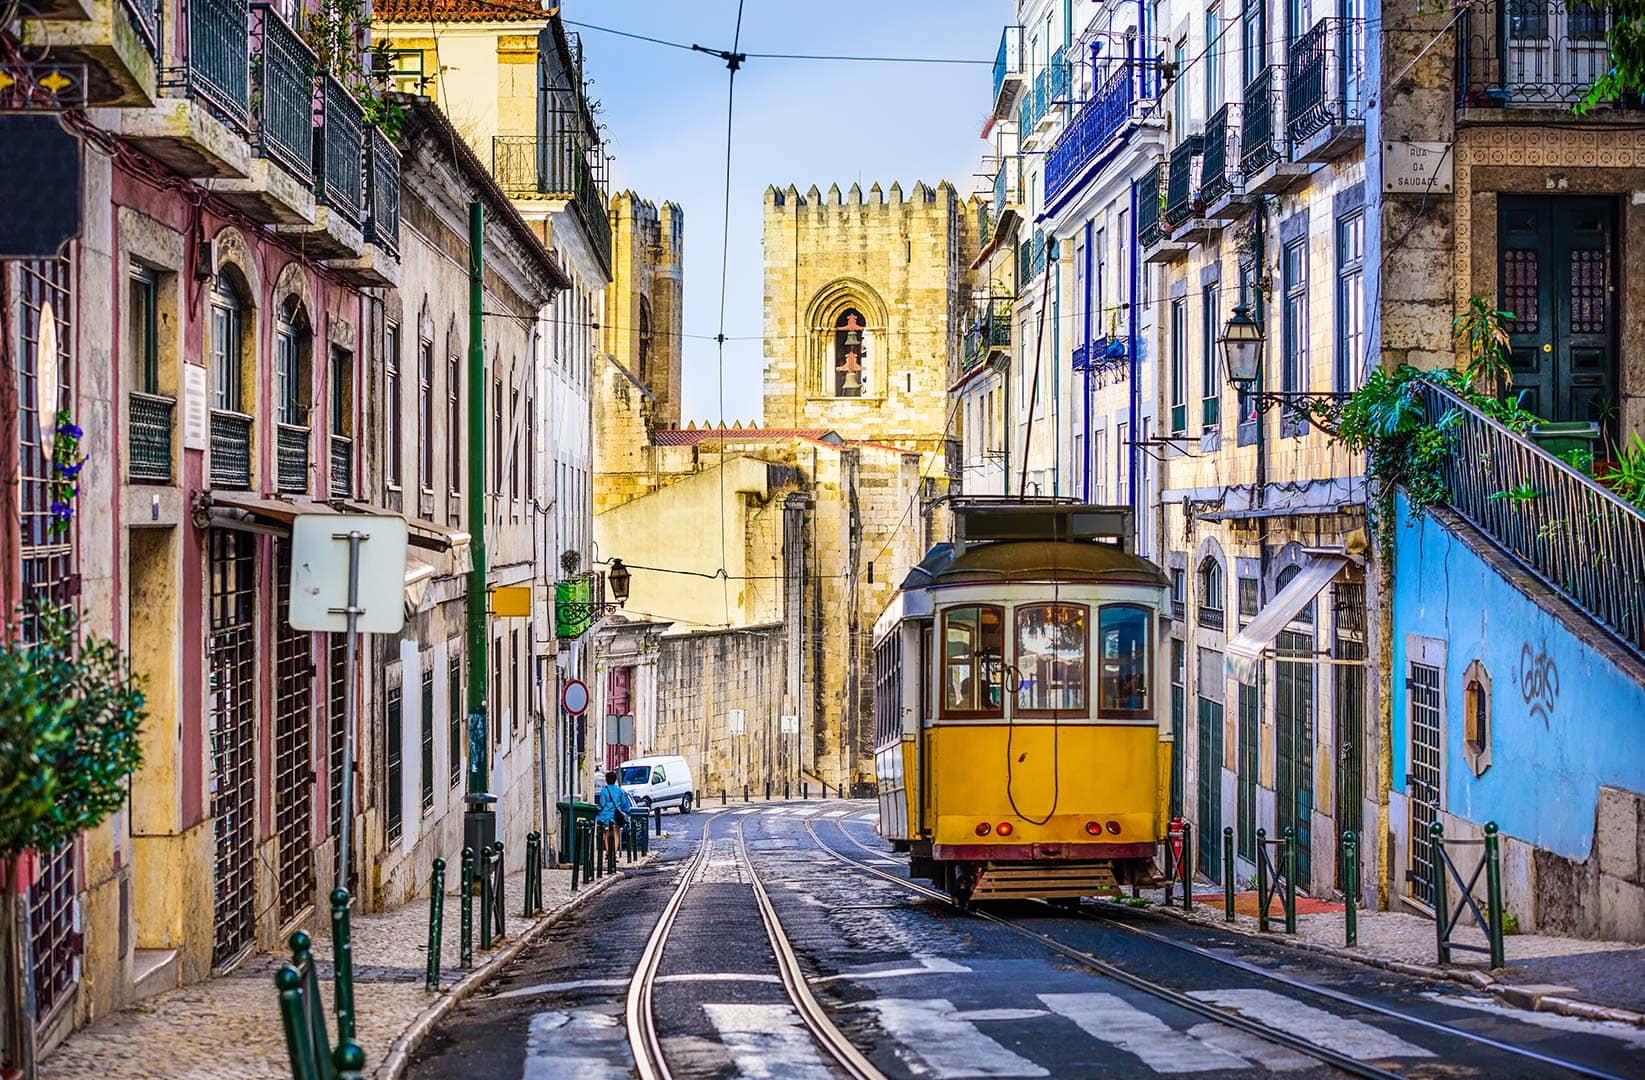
[992,153,1023,224]
[215,4,316,224]
[992,25,1025,119]
[1140,163,1189,263]
[1017,46,1071,141]
[209,409,252,490]
[16,0,159,106]
[275,422,309,494]
[492,133,612,277]
[1286,18,1366,161]
[1413,379,1645,660]
[1164,135,1218,243]
[1045,64,1140,205]
[128,391,174,484]
[963,300,1012,370]
[1458,0,1627,112]
[329,435,352,496]
[1239,65,1307,196]
[271,72,365,258]
[334,127,403,287]
[1201,103,1244,216]
[1017,227,1047,285]
[120,0,252,176]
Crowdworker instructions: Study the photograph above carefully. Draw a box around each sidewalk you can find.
[40,854,651,1080]
[1147,885,1645,1024]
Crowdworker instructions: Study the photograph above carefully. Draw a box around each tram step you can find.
[972,863,1121,900]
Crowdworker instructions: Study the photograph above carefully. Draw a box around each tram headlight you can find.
[996,822,1014,837]
[975,822,991,836]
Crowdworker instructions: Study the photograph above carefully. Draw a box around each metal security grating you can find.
[448,653,462,788]
[29,841,78,1017]
[1408,662,1444,906]
[274,541,315,923]
[208,529,258,967]
[421,668,435,815]
[329,635,347,845]
[385,685,403,845]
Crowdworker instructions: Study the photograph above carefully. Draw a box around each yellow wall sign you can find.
[490,584,533,618]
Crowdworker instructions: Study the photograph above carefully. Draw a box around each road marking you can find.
[1183,1023,1315,1072]
[820,809,851,818]
[733,807,761,815]
[1040,992,1248,1073]
[861,998,1050,1077]
[1188,988,1435,1059]
[789,806,826,818]
[701,1003,840,1080]
[1421,992,1645,1049]
[816,956,971,983]
[523,1006,631,1079]
[654,972,783,985]
[489,978,628,1000]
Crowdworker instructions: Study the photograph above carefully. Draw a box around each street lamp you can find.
[1219,302,1265,388]
[607,557,631,606]
[1220,302,1347,429]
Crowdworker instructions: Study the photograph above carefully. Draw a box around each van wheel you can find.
[679,793,693,815]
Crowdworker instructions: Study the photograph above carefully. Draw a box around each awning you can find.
[202,493,335,535]
[404,557,438,617]
[1225,554,1350,683]
[333,500,471,573]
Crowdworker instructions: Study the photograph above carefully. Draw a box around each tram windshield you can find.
[943,605,1004,715]
[1015,603,1087,713]
[1097,604,1151,719]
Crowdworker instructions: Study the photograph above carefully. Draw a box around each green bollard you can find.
[479,843,494,950]
[1255,828,1269,932]
[460,847,474,967]
[570,822,583,890]
[1431,821,1449,964]
[493,841,506,941]
[331,888,356,1042]
[1485,821,1505,970]
[427,858,446,991]
[580,820,596,880]
[275,965,322,1080]
[333,1038,366,1080]
[523,834,536,917]
[1223,827,1235,922]
[1282,827,1297,934]
[1181,821,1193,911]
[1343,831,1358,947]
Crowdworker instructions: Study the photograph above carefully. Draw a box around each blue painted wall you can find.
[1390,495,1645,860]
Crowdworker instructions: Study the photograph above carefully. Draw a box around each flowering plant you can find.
[48,410,84,535]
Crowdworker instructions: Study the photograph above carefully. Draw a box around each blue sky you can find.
[577,0,1005,425]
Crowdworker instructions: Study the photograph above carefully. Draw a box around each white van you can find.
[618,755,695,814]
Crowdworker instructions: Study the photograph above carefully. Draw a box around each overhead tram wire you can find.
[562,17,992,66]
[710,0,748,628]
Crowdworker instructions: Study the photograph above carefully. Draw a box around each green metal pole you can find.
[479,844,494,950]
[333,1040,366,1080]
[1282,827,1297,934]
[1432,821,1449,964]
[1255,828,1269,932]
[427,859,446,991]
[331,889,356,1042]
[1484,821,1505,969]
[1223,827,1235,921]
[460,847,474,967]
[493,842,506,940]
[464,199,496,847]
[1181,821,1193,911]
[275,966,322,1080]
[1343,831,1358,947]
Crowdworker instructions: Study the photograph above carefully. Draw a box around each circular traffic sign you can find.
[560,678,589,716]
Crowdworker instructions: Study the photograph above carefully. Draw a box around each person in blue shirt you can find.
[595,769,634,868]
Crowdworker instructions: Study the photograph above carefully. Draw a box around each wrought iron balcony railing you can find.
[128,391,174,485]
[329,434,353,495]
[1201,103,1239,205]
[315,73,365,227]
[276,422,310,493]
[1286,18,1365,145]
[1045,64,1139,203]
[963,300,1012,368]
[1017,228,1046,284]
[1018,46,1071,134]
[1138,163,1167,248]
[249,5,316,183]
[1240,66,1285,177]
[993,25,1024,108]
[122,0,161,59]
[1199,604,1225,631]
[1458,0,1618,108]
[492,133,611,272]
[210,409,252,490]
[1164,134,1204,228]
[992,153,1022,221]
[365,126,401,254]
[1412,379,1645,659]
[185,0,251,131]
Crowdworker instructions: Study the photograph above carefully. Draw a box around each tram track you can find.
[807,808,1630,1080]
[626,808,887,1080]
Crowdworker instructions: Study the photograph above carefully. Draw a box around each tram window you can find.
[942,605,1005,717]
[1015,603,1088,714]
[1097,604,1152,719]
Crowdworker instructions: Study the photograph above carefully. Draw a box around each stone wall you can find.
[651,625,792,797]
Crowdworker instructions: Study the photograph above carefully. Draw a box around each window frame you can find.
[385,323,402,489]
[1012,601,1091,718]
[446,353,462,496]
[1335,209,1365,393]
[1198,557,1226,628]
[210,277,243,413]
[938,604,1007,720]
[1170,296,1188,434]
[418,338,436,494]
[1201,282,1221,429]
[129,263,159,395]
[1096,602,1154,721]
[1282,236,1309,432]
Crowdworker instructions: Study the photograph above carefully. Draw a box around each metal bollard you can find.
[581,820,596,880]
[1342,831,1358,947]
[460,847,474,966]
[331,888,356,1041]
[1432,821,1449,964]
[765,781,771,800]
[1282,827,1298,934]
[1485,821,1505,970]
[523,834,537,917]
[1255,828,1270,932]
[721,788,727,805]
[784,780,790,800]
[570,821,583,891]
[427,858,446,990]
[1223,827,1235,922]
[493,841,506,940]
[334,1039,367,1080]
[744,784,749,803]
[274,964,318,1080]
[479,843,494,949]
[803,781,809,799]
[654,805,663,836]
[1181,821,1193,911]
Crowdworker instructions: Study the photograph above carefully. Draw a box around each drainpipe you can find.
[1052,241,1061,497]
[464,200,497,855]
[1083,219,1094,502]
[1127,176,1140,529]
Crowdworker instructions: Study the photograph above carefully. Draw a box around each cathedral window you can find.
[638,297,653,384]
[834,308,868,397]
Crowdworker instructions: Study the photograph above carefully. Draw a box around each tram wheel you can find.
[945,864,975,911]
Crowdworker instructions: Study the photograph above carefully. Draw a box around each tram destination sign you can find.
[1382,141,1453,195]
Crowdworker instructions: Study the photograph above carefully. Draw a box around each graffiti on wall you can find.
[1520,640,1560,728]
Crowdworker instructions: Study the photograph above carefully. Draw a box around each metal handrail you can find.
[121,0,161,58]
[1413,379,1645,657]
[993,25,1024,104]
[329,434,353,496]
[1255,826,1297,933]
[1286,17,1363,144]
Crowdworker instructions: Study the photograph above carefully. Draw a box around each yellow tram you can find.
[872,500,1173,904]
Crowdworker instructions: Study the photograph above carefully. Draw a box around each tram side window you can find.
[1097,604,1152,719]
[942,605,1005,717]
[1015,603,1088,714]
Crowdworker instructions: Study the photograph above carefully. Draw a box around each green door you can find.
[1197,696,1224,882]
[1275,629,1314,888]
[1498,195,1617,429]
[1171,641,1186,819]
[1332,583,1365,890]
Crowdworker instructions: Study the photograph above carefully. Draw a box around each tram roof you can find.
[930,539,1168,586]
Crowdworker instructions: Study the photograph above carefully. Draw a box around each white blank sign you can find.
[288,514,409,634]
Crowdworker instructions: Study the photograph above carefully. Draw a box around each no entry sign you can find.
[561,678,589,716]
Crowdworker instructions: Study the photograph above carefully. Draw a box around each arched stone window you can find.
[805,278,887,399]
[274,297,312,426]
[1198,556,1225,631]
[210,273,245,413]
[834,308,868,397]
[638,296,653,385]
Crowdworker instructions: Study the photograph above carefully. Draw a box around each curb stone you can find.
[374,855,654,1079]
[1148,902,1645,1028]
